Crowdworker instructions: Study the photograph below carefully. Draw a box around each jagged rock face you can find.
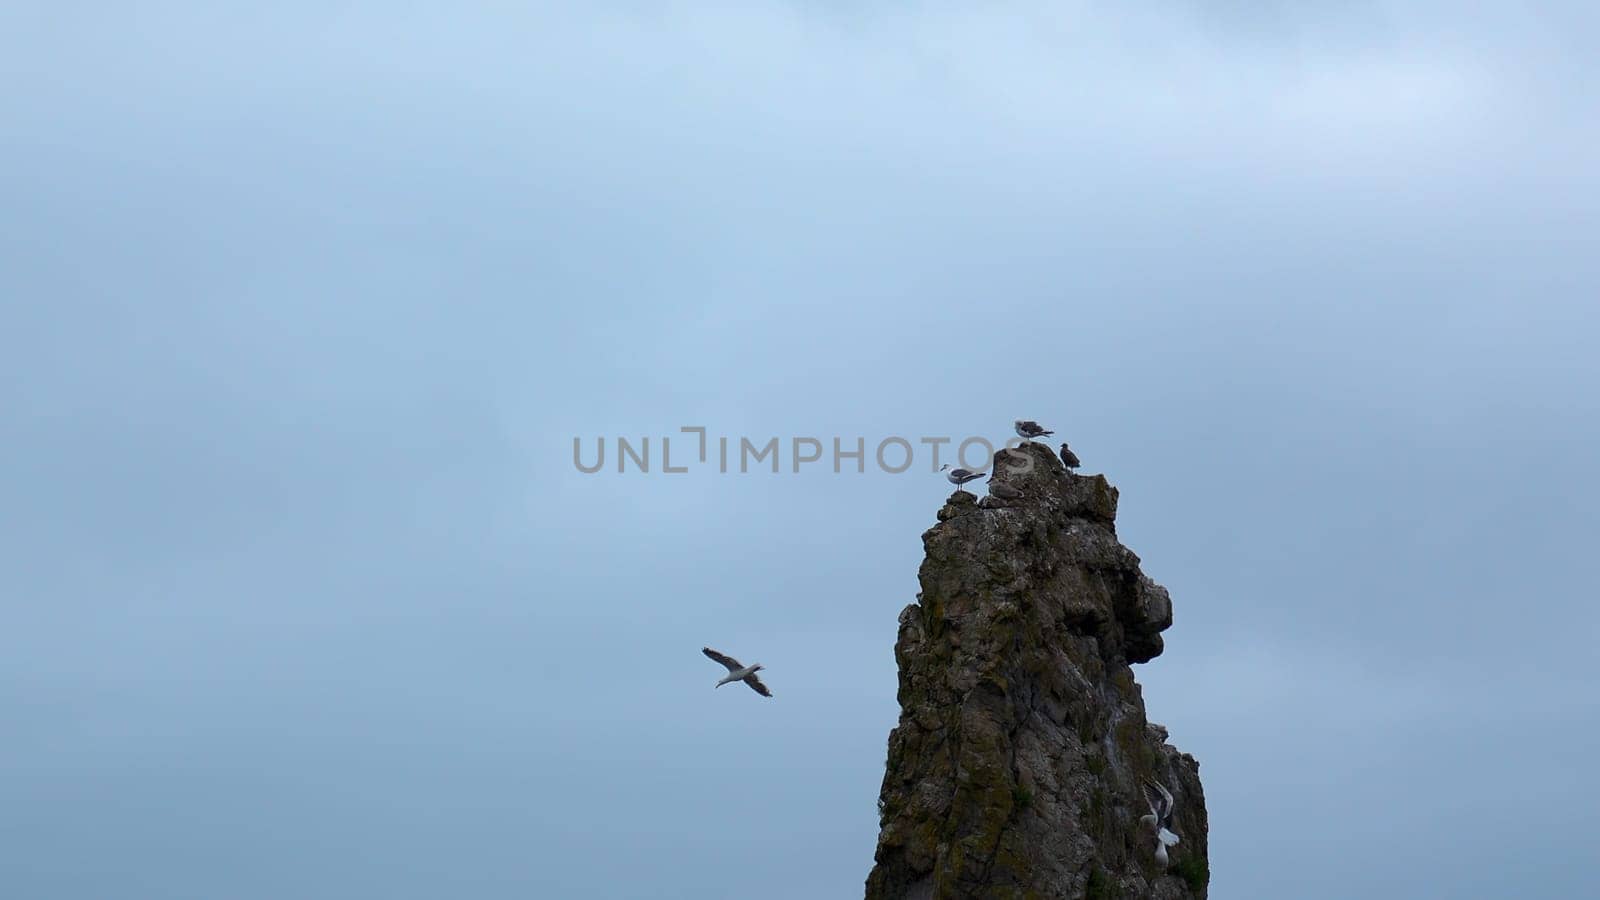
[865,443,1208,900]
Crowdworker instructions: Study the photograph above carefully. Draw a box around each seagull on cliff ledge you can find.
[1014,419,1054,442]
[702,647,773,697]
[939,463,986,493]
[987,480,1024,500]
[1058,442,1081,471]
[1141,779,1181,867]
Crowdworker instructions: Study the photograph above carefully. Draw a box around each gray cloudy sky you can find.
[3,2,1597,898]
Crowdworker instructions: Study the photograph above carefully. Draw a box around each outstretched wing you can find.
[742,672,773,697]
[702,647,743,672]
[1146,780,1176,822]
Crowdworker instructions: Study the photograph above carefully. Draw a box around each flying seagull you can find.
[939,463,986,493]
[1014,419,1054,441]
[1141,779,1181,867]
[1058,442,1081,470]
[702,647,773,697]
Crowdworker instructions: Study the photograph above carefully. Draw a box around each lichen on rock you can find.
[865,443,1207,899]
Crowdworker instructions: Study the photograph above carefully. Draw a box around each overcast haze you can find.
[3,2,1597,898]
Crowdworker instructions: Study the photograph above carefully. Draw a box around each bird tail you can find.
[1159,828,1180,847]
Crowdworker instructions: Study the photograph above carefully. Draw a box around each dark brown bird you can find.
[1058,442,1081,470]
[987,479,1024,500]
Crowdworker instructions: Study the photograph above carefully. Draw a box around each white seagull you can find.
[1014,419,1054,441]
[702,647,773,697]
[939,463,986,493]
[1141,779,1181,867]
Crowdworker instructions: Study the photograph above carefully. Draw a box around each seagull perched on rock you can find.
[1014,419,1054,442]
[1141,779,1181,867]
[987,479,1024,500]
[702,647,773,697]
[1058,442,1081,470]
[939,463,986,493]
[992,446,1032,476]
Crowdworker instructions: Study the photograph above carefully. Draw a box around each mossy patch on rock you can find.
[1173,855,1209,893]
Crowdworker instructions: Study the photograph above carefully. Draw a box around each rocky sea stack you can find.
[865,443,1208,899]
